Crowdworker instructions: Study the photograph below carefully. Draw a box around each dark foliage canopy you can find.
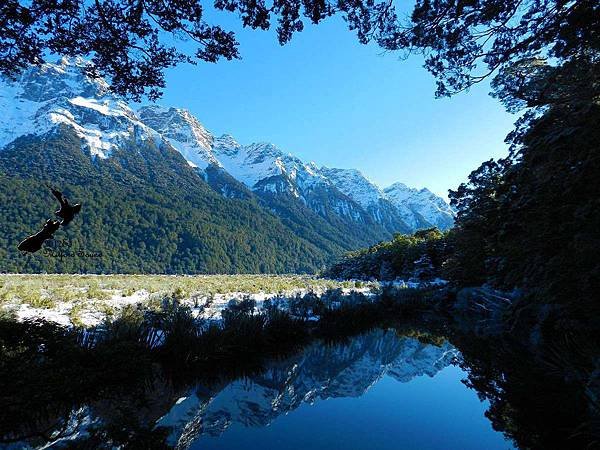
[381,0,600,99]
[4,0,598,100]
[0,0,397,99]
[442,1,600,318]
[408,0,598,312]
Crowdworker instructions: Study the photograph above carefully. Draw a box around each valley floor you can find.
[0,274,376,327]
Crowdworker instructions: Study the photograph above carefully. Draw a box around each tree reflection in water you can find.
[0,314,598,449]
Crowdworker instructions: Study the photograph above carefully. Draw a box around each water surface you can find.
[157,330,514,449]
[16,319,598,449]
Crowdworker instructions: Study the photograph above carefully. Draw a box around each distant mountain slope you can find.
[0,130,329,273]
[319,167,413,235]
[384,183,455,231]
[137,105,453,233]
[139,106,404,242]
[0,61,328,273]
[0,58,453,273]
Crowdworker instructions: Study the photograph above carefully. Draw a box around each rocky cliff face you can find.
[384,182,455,230]
[0,57,160,160]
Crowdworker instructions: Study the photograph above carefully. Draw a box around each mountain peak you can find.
[0,59,149,159]
[385,182,409,191]
[384,183,454,230]
[137,105,450,233]
[213,134,242,158]
[137,104,217,168]
[320,167,384,209]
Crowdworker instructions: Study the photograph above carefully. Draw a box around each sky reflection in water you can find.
[157,330,513,450]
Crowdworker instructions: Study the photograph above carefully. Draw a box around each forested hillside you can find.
[326,228,449,281]
[327,101,600,330]
[0,129,329,273]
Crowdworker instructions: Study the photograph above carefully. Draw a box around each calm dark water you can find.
[184,367,512,450]
[4,323,596,449]
[155,330,513,449]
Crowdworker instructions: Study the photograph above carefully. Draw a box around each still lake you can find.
[155,329,514,449]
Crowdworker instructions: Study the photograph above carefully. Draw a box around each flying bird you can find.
[51,188,82,226]
[17,219,61,253]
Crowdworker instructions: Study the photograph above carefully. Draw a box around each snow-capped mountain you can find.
[137,105,392,231]
[137,105,454,231]
[137,105,217,168]
[0,59,341,273]
[0,57,158,159]
[384,182,455,230]
[157,330,457,447]
[320,167,414,233]
[0,58,453,273]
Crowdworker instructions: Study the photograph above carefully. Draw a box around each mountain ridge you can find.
[137,103,454,232]
[0,58,454,273]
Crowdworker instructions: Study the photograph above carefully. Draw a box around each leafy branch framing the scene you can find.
[0,0,397,100]
[3,0,597,102]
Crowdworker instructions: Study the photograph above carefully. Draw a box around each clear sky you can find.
[148,12,517,199]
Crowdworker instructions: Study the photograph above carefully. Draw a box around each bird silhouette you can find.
[51,188,82,226]
[17,219,61,253]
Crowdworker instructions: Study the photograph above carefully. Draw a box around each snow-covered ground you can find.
[385,278,449,289]
[5,280,447,328]
[10,289,151,327]
[4,285,376,328]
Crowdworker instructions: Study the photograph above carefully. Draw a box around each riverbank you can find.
[0,286,441,444]
[0,274,376,327]
[1,275,599,448]
[1,286,598,449]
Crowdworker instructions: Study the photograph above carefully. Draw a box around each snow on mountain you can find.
[318,167,455,230]
[134,106,451,231]
[319,167,384,209]
[135,107,371,223]
[1,58,453,234]
[0,57,158,159]
[136,107,330,196]
[318,167,411,231]
[157,329,458,447]
[208,139,385,224]
[211,139,320,192]
[384,182,455,230]
[137,105,218,169]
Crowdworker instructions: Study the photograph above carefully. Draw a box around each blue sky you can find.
[150,13,517,199]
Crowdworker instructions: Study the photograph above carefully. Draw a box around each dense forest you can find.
[0,128,333,273]
[323,0,600,334]
[328,98,600,330]
[325,228,449,281]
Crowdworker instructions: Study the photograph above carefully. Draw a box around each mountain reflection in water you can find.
[158,330,463,448]
[3,322,597,449]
